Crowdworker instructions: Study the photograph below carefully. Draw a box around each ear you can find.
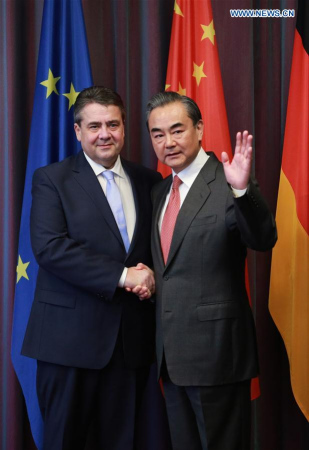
[74,123,81,141]
[196,119,204,140]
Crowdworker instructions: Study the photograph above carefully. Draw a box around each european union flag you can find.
[11,0,93,447]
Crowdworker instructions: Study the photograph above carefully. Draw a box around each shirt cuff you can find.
[231,186,247,198]
[118,267,128,287]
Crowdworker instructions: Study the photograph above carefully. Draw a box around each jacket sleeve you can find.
[226,178,277,251]
[30,167,125,299]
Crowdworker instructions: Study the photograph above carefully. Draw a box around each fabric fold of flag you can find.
[269,0,309,421]
[11,0,93,447]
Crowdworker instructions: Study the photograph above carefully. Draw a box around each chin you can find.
[168,161,183,171]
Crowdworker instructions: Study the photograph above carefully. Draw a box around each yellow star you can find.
[16,255,30,284]
[174,1,184,17]
[201,20,216,45]
[63,83,80,110]
[177,82,186,96]
[193,61,207,86]
[165,84,171,91]
[40,69,61,98]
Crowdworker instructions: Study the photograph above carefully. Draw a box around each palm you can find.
[221,131,253,190]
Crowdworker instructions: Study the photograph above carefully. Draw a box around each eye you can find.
[154,134,164,140]
[109,122,119,129]
[173,129,183,136]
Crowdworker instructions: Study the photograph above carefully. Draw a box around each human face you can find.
[148,102,203,173]
[74,103,125,168]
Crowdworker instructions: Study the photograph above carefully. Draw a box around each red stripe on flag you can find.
[281,30,309,234]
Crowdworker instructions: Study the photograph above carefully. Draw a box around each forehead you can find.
[149,102,191,129]
[79,103,122,123]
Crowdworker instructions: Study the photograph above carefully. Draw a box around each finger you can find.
[243,140,253,161]
[139,289,151,301]
[235,131,242,154]
[246,135,253,153]
[131,285,144,294]
[240,130,249,154]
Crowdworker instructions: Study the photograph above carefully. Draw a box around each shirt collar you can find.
[83,153,125,178]
[172,148,209,188]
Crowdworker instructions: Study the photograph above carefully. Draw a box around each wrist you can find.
[231,185,247,198]
[119,267,128,287]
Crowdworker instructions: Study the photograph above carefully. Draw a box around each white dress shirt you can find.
[84,152,135,285]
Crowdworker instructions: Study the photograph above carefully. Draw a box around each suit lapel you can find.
[165,154,218,270]
[121,158,144,258]
[71,151,125,248]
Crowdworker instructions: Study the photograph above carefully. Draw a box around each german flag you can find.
[269,0,309,420]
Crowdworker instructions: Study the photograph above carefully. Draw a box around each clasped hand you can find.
[124,263,155,300]
[221,130,253,189]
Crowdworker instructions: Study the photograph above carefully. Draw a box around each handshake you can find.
[124,263,155,301]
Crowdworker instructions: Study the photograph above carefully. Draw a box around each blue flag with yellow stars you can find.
[11,0,93,447]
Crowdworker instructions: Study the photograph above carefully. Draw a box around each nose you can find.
[98,126,110,140]
[165,133,176,148]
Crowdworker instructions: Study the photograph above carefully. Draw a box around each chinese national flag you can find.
[159,0,231,176]
[160,0,260,399]
[269,0,309,420]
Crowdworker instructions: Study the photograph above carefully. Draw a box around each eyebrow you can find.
[150,122,184,133]
[170,122,184,130]
[87,121,101,127]
[87,120,121,127]
[107,120,120,125]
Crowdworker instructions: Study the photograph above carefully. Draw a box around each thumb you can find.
[136,262,148,270]
[221,151,230,165]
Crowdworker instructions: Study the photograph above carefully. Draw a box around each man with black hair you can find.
[146,91,277,450]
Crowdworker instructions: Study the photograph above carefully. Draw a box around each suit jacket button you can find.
[164,276,169,281]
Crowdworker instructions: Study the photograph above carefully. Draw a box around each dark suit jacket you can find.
[151,152,277,386]
[22,150,162,370]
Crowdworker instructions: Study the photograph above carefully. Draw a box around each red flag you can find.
[159,0,260,399]
[269,0,309,420]
[159,0,231,176]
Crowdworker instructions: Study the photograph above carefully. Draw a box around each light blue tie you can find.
[102,170,130,252]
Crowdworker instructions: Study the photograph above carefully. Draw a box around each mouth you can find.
[165,151,181,158]
[97,143,113,149]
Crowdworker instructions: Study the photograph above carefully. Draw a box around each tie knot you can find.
[172,175,182,190]
[102,170,114,181]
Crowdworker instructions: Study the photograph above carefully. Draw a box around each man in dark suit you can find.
[21,86,162,450]
[145,92,277,450]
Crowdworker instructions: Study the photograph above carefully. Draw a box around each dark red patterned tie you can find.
[160,175,183,264]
